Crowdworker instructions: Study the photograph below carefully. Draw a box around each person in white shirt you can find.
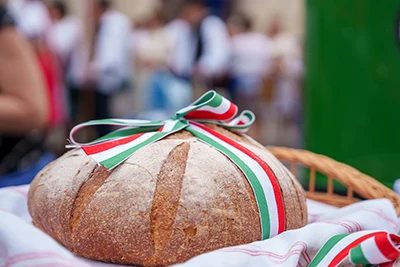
[267,19,303,147]
[166,0,230,87]
[47,1,83,80]
[134,12,172,111]
[87,0,131,136]
[46,1,84,121]
[268,19,303,120]
[227,13,273,109]
[227,13,273,142]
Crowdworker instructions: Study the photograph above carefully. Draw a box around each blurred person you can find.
[8,0,66,154]
[163,0,235,27]
[7,0,66,128]
[0,4,52,187]
[7,0,50,40]
[46,0,85,122]
[227,13,273,142]
[227,13,273,110]
[267,18,303,147]
[134,11,192,116]
[134,12,171,112]
[135,12,171,78]
[202,0,234,20]
[36,35,65,127]
[166,0,230,95]
[86,0,131,137]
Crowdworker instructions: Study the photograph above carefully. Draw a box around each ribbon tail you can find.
[175,90,238,121]
[309,231,400,267]
[82,120,188,170]
[186,122,285,240]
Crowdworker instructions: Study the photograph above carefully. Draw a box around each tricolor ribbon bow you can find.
[69,90,285,240]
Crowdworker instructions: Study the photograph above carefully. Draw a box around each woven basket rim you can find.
[267,146,400,216]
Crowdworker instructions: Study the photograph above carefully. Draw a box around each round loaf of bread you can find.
[28,125,307,266]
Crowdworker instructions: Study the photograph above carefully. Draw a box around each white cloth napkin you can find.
[0,185,399,267]
[174,199,400,267]
[0,186,128,267]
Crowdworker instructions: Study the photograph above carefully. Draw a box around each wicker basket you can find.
[267,147,400,216]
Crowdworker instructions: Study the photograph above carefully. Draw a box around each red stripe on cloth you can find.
[341,220,363,232]
[191,122,285,234]
[303,248,312,263]
[28,263,83,267]
[328,232,384,267]
[376,233,400,260]
[185,102,238,121]
[4,187,28,197]
[82,133,145,155]
[222,241,308,264]
[319,221,357,233]
[5,251,89,267]
[361,208,399,231]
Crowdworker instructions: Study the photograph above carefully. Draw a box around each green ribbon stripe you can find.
[82,118,164,127]
[176,91,224,118]
[93,126,162,145]
[308,234,349,267]
[194,91,223,108]
[349,244,370,265]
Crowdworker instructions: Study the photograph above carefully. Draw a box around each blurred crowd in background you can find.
[2,0,400,192]
[0,0,304,185]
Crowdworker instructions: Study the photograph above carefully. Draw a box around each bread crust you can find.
[28,127,307,266]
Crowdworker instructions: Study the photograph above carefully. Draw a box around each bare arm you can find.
[0,27,49,134]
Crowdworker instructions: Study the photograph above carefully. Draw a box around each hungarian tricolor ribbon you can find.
[68,90,284,240]
[309,230,400,266]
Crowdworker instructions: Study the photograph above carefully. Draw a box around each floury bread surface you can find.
[28,125,307,266]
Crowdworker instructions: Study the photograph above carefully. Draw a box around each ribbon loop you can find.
[175,90,238,121]
[68,91,256,169]
[199,110,256,133]
[69,91,245,148]
[69,119,165,147]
